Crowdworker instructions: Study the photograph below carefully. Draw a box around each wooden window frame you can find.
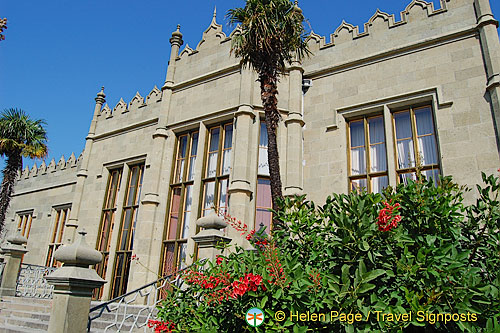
[17,211,33,239]
[347,115,388,193]
[93,168,122,299]
[46,206,70,268]
[160,131,199,277]
[391,105,440,184]
[110,163,145,299]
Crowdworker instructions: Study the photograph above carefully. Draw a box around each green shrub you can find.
[155,174,500,332]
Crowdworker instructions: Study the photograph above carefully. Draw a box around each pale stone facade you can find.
[2,0,500,300]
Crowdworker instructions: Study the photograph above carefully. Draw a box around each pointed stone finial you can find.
[213,6,217,19]
[170,24,184,47]
[95,86,106,104]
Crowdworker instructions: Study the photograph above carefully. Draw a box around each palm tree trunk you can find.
[260,74,284,230]
[0,152,22,235]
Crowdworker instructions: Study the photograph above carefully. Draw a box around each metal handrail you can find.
[87,260,206,332]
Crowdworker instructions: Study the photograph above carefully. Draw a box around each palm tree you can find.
[0,108,48,235]
[228,0,310,228]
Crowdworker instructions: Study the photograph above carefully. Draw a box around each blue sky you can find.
[1,0,499,169]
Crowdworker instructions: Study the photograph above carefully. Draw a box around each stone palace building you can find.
[2,0,500,300]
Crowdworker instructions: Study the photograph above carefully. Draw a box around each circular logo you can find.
[246,307,265,327]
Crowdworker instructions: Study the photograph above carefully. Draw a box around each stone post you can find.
[0,229,28,296]
[192,213,231,262]
[45,229,106,333]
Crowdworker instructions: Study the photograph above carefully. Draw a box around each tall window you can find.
[46,206,70,268]
[161,131,199,277]
[256,122,272,232]
[393,106,439,184]
[201,123,233,216]
[348,115,388,193]
[17,212,33,238]
[94,168,122,299]
[111,164,144,298]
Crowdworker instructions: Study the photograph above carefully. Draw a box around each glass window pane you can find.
[351,178,367,193]
[209,128,220,152]
[222,149,231,176]
[120,209,133,250]
[126,167,139,206]
[394,112,412,140]
[415,107,434,136]
[396,139,415,169]
[371,176,388,194]
[224,124,233,149]
[258,123,269,175]
[188,133,198,181]
[178,243,187,270]
[370,144,387,172]
[351,147,366,175]
[350,120,365,147]
[203,182,215,216]
[168,188,181,239]
[134,167,144,206]
[181,185,193,239]
[162,243,175,276]
[218,179,229,215]
[418,135,438,166]
[256,178,272,233]
[368,117,385,144]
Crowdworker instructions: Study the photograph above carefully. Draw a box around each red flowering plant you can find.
[155,173,500,332]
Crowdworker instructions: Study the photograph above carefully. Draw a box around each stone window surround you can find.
[335,87,452,189]
[14,209,35,239]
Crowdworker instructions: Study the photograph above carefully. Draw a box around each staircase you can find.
[0,296,153,332]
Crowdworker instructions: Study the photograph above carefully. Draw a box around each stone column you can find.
[0,229,28,296]
[132,26,183,287]
[66,88,106,241]
[284,60,305,196]
[228,67,257,242]
[474,0,500,152]
[192,214,231,262]
[45,229,105,333]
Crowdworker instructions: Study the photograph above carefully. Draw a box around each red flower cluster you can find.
[264,242,288,287]
[147,319,175,333]
[377,201,402,232]
[184,268,266,304]
[229,273,265,297]
[246,230,256,240]
[216,255,224,265]
[308,270,321,292]
[221,212,248,235]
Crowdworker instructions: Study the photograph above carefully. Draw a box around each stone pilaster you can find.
[228,67,257,242]
[46,229,105,333]
[0,229,28,297]
[474,0,500,153]
[66,88,106,241]
[284,60,304,196]
[128,26,183,289]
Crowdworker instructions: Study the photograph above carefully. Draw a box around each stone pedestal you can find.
[192,213,231,262]
[0,229,28,296]
[46,229,105,333]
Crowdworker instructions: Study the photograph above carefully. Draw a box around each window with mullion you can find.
[46,207,70,268]
[111,164,144,298]
[393,106,440,185]
[17,212,33,239]
[93,168,122,299]
[348,115,388,193]
[201,123,232,217]
[161,131,198,277]
[256,121,272,232]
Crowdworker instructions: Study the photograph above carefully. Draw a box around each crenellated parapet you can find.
[96,85,162,121]
[306,0,451,50]
[16,152,82,181]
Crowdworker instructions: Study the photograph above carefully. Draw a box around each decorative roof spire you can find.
[170,24,183,46]
[95,86,106,104]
